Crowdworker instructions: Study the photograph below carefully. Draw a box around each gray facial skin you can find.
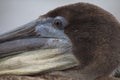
[35,16,68,39]
[0,16,72,58]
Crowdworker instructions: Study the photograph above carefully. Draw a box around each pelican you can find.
[0,2,120,80]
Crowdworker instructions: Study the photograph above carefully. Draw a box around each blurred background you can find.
[0,0,120,34]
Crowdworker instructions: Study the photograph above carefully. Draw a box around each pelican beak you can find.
[0,18,69,58]
[0,20,37,43]
[0,18,78,75]
[0,19,44,58]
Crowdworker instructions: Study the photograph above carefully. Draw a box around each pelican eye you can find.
[53,16,68,30]
[54,19,62,27]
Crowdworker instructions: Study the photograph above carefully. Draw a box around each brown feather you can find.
[41,2,120,80]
